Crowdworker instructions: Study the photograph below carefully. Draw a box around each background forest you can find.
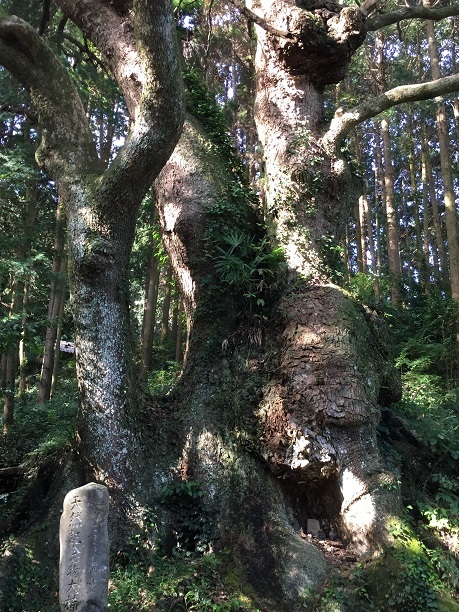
[1,0,459,610]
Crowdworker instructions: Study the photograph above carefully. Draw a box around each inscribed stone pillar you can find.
[59,483,109,611]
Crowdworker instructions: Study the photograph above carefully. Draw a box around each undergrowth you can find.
[109,553,262,611]
[0,377,78,532]
[0,377,78,468]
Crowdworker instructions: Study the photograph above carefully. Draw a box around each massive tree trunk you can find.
[0,1,183,503]
[244,0,402,551]
[151,2,459,598]
[154,116,329,605]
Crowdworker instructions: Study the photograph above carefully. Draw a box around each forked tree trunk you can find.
[153,6,402,582]
[0,2,184,507]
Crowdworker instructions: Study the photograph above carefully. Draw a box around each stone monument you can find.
[59,483,109,611]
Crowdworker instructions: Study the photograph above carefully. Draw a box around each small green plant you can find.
[212,231,285,316]
[346,271,389,307]
[0,379,77,469]
[158,479,213,554]
[147,361,181,396]
[317,233,346,283]
[301,565,372,612]
[0,536,58,611]
[364,518,452,611]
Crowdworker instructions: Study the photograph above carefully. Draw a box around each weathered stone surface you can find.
[59,483,109,611]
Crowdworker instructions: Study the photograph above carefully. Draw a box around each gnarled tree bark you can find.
[155,0,459,565]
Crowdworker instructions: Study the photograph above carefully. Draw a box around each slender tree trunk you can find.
[3,352,16,434]
[171,286,179,348]
[140,203,160,380]
[381,118,402,307]
[0,354,6,391]
[361,193,380,301]
[421,164,432,295]
[452,98,459,146]
[425,2,459,375]
[3,282,24,434]
[38,202,66,402]
[373,125,385,295]
[18,282,29,399]
[353,135,367,275]
[175,298,184,364]
[358,196,367,274]
[355,201,364,273]
[421,120,447,278]
[401,177,412,286]
[160,264,173,344]
[50,271,67,397]
[17,177,38,398]
[407,119,423,277]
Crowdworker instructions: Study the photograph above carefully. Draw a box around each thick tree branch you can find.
[55,0,184,197]
[0,15,100,180]
[54,0,138,114]
[227,0,292,39]
[367,4,459,31]
[322,73,459,149]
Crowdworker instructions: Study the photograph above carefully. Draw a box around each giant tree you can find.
[166,0,459,553]
[152,0,459,598]
[3,0,459,606]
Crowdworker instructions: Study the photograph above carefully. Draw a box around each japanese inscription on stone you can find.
[59,483,109,611]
